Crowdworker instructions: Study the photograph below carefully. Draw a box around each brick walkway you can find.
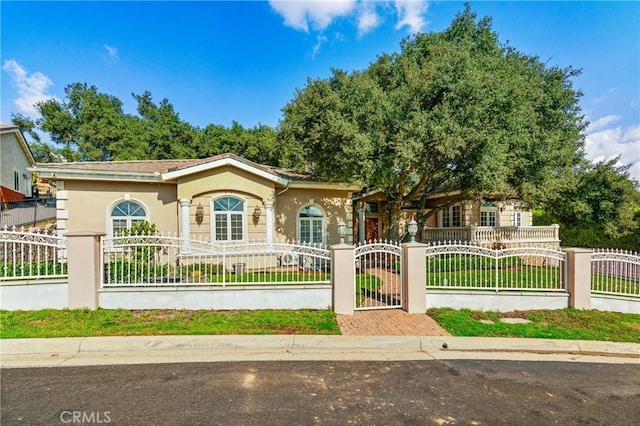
[337,310,451,336]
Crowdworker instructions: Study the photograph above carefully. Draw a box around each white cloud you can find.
[269,0,357,32]
[104,44,119,60]
[312,35,328,59]
[2,59,58,116]
[394,0,429,33]
[357,5,382,36]
[586,114,620,132]
[585,122,640,182]
[270,1,429,36]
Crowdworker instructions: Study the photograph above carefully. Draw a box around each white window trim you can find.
[513,211,523,227]
[297,203,327,244]
[106,198,150,237]
[210,195,247,242]
[438,205,462,228]
[480,206,497,227]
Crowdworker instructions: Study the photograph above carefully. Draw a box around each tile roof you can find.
[35,153,319,181]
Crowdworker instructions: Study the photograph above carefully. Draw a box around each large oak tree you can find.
[278,5,588,239]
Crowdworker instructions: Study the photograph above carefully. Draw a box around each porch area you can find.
[422,225,560,247]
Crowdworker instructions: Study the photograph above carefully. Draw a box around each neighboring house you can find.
[31,153,361,245]
[354,190,559,247]
[0,124,35,202]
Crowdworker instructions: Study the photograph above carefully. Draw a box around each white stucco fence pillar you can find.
[67,231,105,310]
[403,242,428,314]
[332,243,355,314]
[565,248,593,310]
[179,198,191,252]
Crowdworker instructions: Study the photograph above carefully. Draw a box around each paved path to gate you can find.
[337,310,451,336]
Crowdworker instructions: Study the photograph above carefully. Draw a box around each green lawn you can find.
[426,267,563,290]
[590,273,639,296]
[0,309,341,338]
[427,308,640,343]
[355,274,383,307]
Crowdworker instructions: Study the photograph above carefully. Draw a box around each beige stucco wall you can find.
[275,187,353,245]
[58,180,178,234]
[177,166,277,242]
[0,131,32,196]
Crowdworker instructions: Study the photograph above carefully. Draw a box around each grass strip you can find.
[427,308,640,343]
[0,309,341,339]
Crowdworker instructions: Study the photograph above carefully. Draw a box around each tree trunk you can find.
[386,200,403,242]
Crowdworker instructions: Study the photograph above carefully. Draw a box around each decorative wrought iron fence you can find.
[354,240,403,310]
[591,249,640,298]
[101,233,331,287]
[425,241,566,292]
[0,226,67,281]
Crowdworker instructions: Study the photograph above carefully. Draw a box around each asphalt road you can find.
[2,360,639,425]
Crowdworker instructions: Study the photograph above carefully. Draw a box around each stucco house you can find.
[354,190,558,247]
[31,153,361,245]
[0,124,35,202]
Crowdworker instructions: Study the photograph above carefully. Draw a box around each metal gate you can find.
[354,241,403,310]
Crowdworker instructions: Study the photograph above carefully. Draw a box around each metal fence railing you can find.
[101,233,331,287]
[425,241,566,292]
[0,226,67,281]
[354,240,403,310]
[0,197,57,228]
[591,249,640,298]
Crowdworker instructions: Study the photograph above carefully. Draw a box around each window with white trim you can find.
[14,171,19,191]
[513,211,523,227]
[298,205,325,244]
[480,202,497,227]
[213,196,244,241]
[111,201,147,235]
[440,205,461,228]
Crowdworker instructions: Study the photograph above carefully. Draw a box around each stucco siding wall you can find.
[177,167,276,242]
[61,180,178,234]
[189,193,267,241]
[276,188,353,245]
[0,132,32,196]
[99,286,332,310]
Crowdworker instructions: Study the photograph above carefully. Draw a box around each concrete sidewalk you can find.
[1,335,638,368]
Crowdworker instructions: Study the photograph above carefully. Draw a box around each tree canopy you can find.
[545,158,640,239]
[278,5,588,239]
[12,85,283,166]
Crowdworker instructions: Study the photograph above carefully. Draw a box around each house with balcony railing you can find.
[354,190,560,248]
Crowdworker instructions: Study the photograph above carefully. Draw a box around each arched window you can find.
[213,196,244,241]
[298,204,325,244]
[110,200,147,235]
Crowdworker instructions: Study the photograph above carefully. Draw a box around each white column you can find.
[265,201,274,245]
[357,207,365,243]
[179,198,191,252]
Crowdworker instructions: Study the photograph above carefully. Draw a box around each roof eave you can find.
[161,157,289,186]
[29,166,162,182]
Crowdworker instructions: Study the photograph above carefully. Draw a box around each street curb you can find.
[1,336,638,368]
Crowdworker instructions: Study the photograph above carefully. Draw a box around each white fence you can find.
[591,249,639,298]
[101,233,331,287]
[425,241,566,292]
[1,227,637,314]
[354,240,403,310]
[0,226,67,281]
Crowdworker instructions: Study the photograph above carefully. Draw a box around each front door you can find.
[364,218,379,242]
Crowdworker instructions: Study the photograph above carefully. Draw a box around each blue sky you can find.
[1,1,639,181]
